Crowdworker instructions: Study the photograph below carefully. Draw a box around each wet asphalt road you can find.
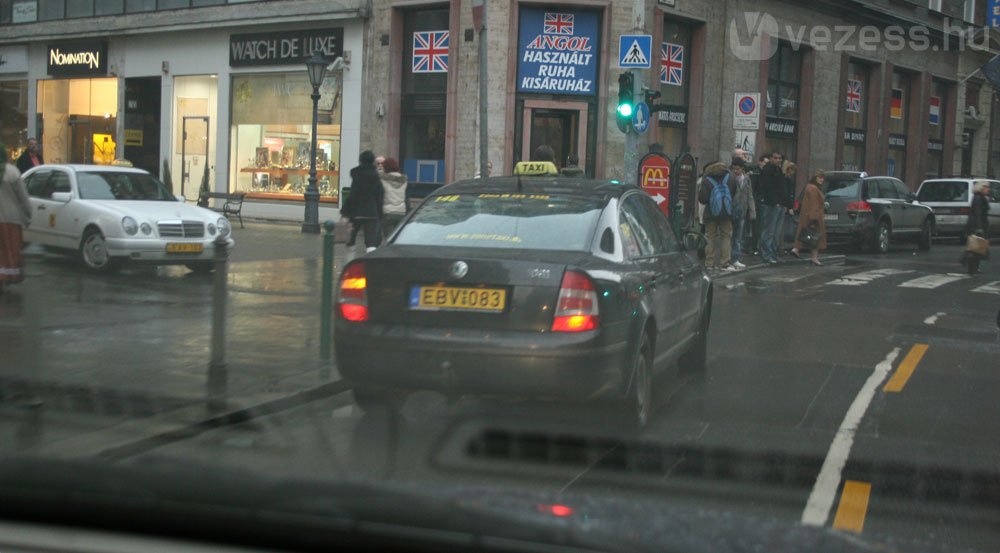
[2,231,999,551]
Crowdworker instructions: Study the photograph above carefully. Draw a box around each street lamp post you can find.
[302,53,328,234]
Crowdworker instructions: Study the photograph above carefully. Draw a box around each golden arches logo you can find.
[642,167,669,187]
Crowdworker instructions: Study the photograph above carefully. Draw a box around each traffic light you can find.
[616,72,634,133]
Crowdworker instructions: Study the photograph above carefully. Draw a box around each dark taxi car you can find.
[334,162,712,426]
[823,171,935,253]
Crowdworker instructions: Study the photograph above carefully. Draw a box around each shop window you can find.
[37,0,63,20]
[765,43,801,162]
[94,0,122,14]
[36,78,118,165]
[1,80,28,162]
[400,7,449,184]
[125,0,154,12]
[230,72,342,202]
[158,0,189,9]
[842,61,871,171]
[192,0,225,5]
[965,81,981,113]
[926,79,949,178]
[657,20,692,156]
[888,71,910,180]
[66,0,93,17]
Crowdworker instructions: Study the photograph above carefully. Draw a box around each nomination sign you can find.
[230,28,344,67]
[47,41,107,77]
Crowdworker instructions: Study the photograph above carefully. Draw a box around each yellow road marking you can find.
[883,344,928,393]
[832,480,872,533]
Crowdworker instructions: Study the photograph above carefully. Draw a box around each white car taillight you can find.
[551,270,599,332]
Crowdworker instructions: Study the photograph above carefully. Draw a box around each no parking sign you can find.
[733,92,760,130]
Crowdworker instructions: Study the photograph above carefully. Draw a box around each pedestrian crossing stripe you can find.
[622,40,648,65]
[828,269,913,286]
[971,281,1000,295]
[897,273,970,289]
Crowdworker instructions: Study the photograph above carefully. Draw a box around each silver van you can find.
[915,179,1000,240]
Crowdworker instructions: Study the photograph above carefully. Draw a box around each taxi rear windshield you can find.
[394,193,604,251]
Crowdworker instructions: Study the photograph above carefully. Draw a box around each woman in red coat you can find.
[791,171,827,266]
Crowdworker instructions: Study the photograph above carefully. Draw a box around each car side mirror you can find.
[683,231,705,251]
[51,192,72,203]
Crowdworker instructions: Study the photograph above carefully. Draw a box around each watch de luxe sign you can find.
[47,42,107,77]
[229,28,344,67]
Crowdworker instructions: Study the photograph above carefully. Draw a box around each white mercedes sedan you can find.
[22,164,235,272]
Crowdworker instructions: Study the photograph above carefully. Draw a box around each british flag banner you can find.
[412,30,449,73]
[544,12,574,35]
[660,42,684,86]
[846,79,862,113]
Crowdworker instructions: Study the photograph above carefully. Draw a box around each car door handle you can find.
[36,205,46,210]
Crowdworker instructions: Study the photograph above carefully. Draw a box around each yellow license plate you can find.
[411,285,507,312]
[165,243,204,253]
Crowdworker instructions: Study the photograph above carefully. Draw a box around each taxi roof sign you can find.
[513,161,558,176]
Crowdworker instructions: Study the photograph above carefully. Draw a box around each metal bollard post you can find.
[320,220,336,361]
[209,234,229,375]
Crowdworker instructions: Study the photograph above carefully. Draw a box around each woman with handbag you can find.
[963,180,991,275]
[791,171,827,266]
[0,146,33,294]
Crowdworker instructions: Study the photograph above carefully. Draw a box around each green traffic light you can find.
[617,103,633,118]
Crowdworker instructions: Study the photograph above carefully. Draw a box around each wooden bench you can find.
[198,192,246,228]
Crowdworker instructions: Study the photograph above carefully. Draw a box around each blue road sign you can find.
[619,34,652,68]
[632,102,651,134]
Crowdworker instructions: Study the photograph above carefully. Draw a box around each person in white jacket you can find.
[380,157,408,239]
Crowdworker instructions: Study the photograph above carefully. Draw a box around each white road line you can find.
[923,312,945,325]
[898,273,970,289]
[828,269,913,286]
[971,281,1000,295]
[761,273,815,283]
[801,347,901,527]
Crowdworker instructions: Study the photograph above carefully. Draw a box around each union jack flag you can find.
[544,12,574,35]
[846,79,862,113]
[412,30,449,73]
[660,42,684,86]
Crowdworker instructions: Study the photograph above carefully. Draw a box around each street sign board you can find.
[991,0,1000,27]
[639,153,671,217]
[618,34,652,68]
[735,130,756,158]
[733,92,760,130]
[632,101,651,134]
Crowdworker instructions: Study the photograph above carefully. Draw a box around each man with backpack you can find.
[698,161,737,272]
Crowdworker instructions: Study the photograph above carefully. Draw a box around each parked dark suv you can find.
[823,172,935,253]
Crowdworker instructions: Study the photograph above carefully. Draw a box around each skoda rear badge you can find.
[450,261,469,279]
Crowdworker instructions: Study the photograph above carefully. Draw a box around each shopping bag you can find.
[966,234,990,257]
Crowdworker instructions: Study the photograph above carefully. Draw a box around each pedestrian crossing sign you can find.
[619,34,652,68]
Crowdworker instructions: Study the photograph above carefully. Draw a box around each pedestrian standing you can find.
[698,161,737,271]
[532,145,556,163]
[757,151,788,265]
[963,180,991,275]
[791,172,827,266]
[474,160,494,179]
[778,160,798,256]
[748,154,768,255]
[380,157,408,240]
[15,138,44,174]
[345,150,384,257]
[0,147,33,294]
[560,154,584,177]
[729,157,756,269]
[374,155,386,176]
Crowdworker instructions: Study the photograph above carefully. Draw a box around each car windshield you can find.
[393,192,604,251]
[824,176,862,198]
[918,181,970,202]
[77,171,175,201]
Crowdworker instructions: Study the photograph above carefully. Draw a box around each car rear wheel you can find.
[871,221,891,254]
[918,219,933,251]
[80,228,121,273]
[626,334,653,429]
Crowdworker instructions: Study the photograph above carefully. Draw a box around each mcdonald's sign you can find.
[639,153,671,217]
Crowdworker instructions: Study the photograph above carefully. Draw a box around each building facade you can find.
[0,0,367,221]
[2,0,999,224]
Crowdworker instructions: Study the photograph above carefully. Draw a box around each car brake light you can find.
[337,262,368,322]
[846,201,872,212]
[552,270,599,332]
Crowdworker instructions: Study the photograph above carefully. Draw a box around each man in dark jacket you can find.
[15,138,43,174]
[756,151,791,265]
[560,154,584,177]
[345,150,384,254]
[698,161,737,271]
